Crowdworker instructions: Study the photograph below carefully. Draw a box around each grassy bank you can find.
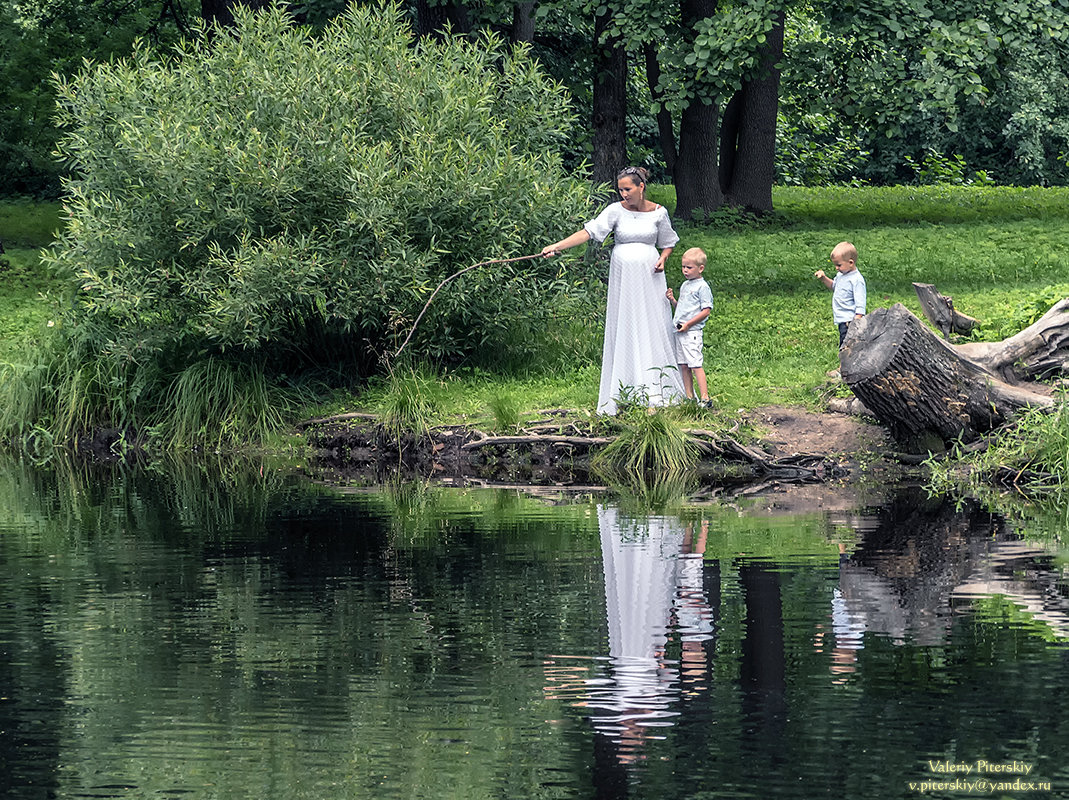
[0,201,62,360]
[3,188,1069,434]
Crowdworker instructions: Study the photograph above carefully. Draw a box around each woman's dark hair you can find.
[616,166,649,185]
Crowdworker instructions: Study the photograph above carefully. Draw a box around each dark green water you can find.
[1,456,1067,799]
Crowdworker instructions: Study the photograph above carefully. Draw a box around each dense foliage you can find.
[8,4,592,445]
[781,0,1069,186]
[5,0,1069,195]
[0,0,195,197]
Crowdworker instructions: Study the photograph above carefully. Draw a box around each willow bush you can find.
[19,3,591,446]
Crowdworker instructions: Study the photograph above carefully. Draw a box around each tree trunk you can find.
[717,91,742,195]
[673,0,722,220]
[200,0,268,27]
[415,0,471,38]
[644,43,677,178]
[721,9,784,212]
[510,2,535,43]
[675,98,722,220]
[840,304,1054,452]
[591,8,628,185]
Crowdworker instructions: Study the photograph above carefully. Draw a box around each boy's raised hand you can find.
[814,269,827,279]
[665,287,676,303]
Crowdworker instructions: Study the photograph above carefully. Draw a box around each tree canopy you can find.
[4,0,1069,200]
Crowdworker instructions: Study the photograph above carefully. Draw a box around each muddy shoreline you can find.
[66,404,918,500]
[302,406,916,496]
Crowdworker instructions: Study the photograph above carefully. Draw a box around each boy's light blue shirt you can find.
[832,270,866,324]
[673,277,714,330]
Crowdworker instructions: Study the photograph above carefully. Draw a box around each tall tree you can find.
[719,7,784,210]
[673,0,724,218]
[609,0,788,218]
[591,3,628,185]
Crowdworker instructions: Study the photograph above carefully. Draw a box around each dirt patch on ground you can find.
[743,404,892,459]
[723,404,909,511]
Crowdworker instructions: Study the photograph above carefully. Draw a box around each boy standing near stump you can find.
[666,247,714,407]
[814,241,866,348]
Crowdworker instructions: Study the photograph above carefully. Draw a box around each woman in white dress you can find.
[543,167,685,414]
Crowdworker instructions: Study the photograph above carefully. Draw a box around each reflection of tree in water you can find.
[817,488,1069,683]
[543,507,717,776]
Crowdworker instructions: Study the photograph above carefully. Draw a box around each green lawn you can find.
[4,188,1069,427]
[0,198,62,361]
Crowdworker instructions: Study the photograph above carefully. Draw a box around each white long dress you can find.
[585,203,685,414]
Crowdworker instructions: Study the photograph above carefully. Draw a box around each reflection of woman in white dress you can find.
[541,508,716,766]
[543,167,685,414]
[581,507,686,758]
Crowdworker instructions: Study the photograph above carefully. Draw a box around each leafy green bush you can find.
[904,150,994,187]
[780,1,1069,186]
[30,3,592,445]
[775,111,868,187]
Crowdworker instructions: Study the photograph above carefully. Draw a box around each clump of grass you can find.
[487,391,521,432]
[377,365,436,442]
[592,407,699,481]
[158,357,306,450]
[0,348,52,442]
[0,337,149,447]
[927,396,1069,501]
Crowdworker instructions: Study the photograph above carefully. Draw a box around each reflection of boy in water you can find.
[674,520,713,696]
[815,544,866,684]
[830,545,865,681]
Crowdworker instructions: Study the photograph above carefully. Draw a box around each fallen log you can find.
[955,297,1069,382]
[296,411,378,430]
[461,433,614,450]
[840,303,1056,452]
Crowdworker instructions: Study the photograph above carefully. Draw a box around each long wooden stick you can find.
[391,252,546,362]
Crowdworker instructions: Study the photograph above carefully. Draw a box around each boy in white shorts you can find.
[665,247,714,407]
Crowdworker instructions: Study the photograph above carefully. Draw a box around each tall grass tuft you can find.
[0,351,53,443]
[487,391,521,433]
[156,357,300,451]
[0,340,155,446]
[377,365,436,443]
[592,407,699,483]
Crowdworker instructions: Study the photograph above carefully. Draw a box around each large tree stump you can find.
[840,304,1055,452]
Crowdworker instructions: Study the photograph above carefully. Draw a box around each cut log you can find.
[912,282,980,338]
[840,304,1054,452]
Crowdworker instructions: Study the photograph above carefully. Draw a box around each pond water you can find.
[1,456,1067,800]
